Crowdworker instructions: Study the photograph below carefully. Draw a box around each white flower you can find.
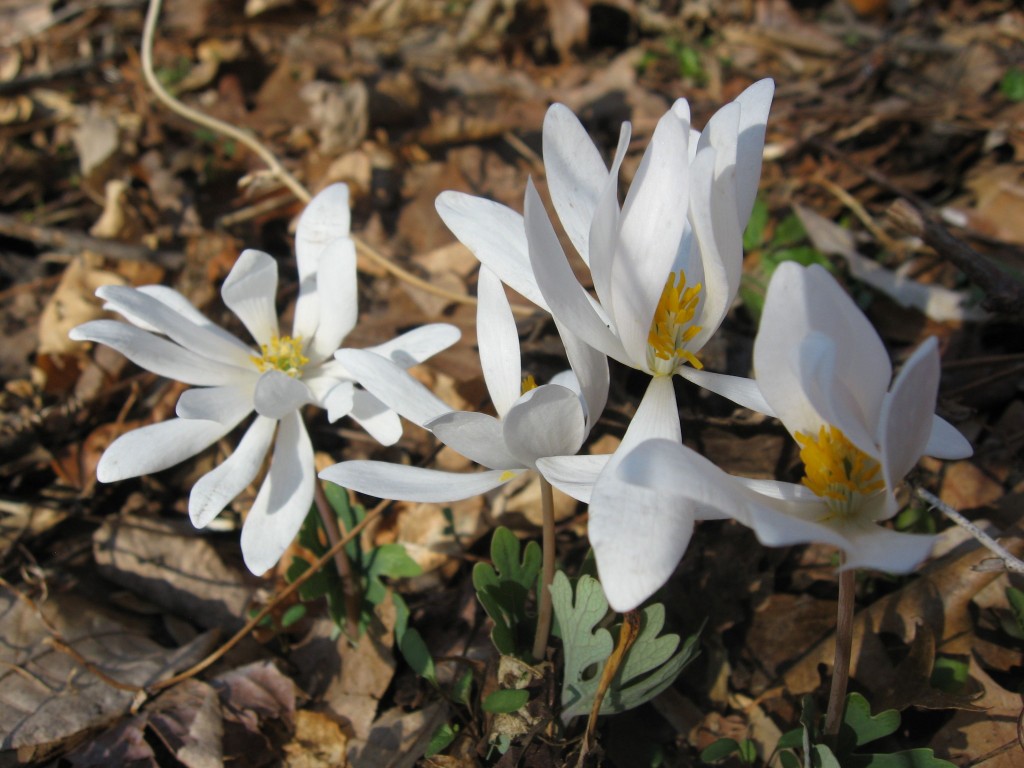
[319,266,609,503]
[608,262,974,610]
[70,184,460,575]
[431,83,774,611]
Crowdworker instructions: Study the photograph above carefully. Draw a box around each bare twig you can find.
[140,0,537,315]
[146,498,388,695]
[917,487,1024,574]
[887,200,1024,320]
[0,212,183,269]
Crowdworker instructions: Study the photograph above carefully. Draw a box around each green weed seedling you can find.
[472,526,543,659]
[287,483,433,679]
[772,693,956,768]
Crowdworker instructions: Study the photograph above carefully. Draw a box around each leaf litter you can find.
[1,0,1023,764]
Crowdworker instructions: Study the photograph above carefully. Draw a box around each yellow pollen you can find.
[795,425,885,518]
[520,374,537,395]
[647,270,704,374]
[250,335,309,377]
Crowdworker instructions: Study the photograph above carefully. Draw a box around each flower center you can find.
[520,374,538,395]
[250,335,309,377]
[796,425,885,519]
[646,270,704,376]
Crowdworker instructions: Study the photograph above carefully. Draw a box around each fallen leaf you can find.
[0,590,216,751]
[148,679,224,768]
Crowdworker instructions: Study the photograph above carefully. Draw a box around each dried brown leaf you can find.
[0,591,217,751]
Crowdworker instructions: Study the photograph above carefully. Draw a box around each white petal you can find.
[294,184,352,340]
[70,320,250,387]
[770,264,888,434]
[585,376,684,612]
[305,237,357,361]
[611,109,691,368]
[758,263,890,432]
[96,285,253,368]
[221,249,280,347]
[349,388,403,445]
[878,338,940,492]
[240,411,316,575]
[687,145,743,350]
[428,411,520,469]
[502,385,587,468]
[295,183,351,286]
[524,179,628,364]
[189,416,277,528]
[615,439,747,522]
[476,267,522,419]
[176,383,255,423]
[589,470,697,612]
[925,415,973,460]
[435,191,549,311]
[676,368,776,416]
[543,103,609,264]
[589,123,631,314]
[253,370,313,419]
[364,323,462,368]
[126,286,254,355]
[320,380,356,422]
[535,454,609,503]
[839,523,937,574]
[732,79,774,230]
[97,415,246,482]
[618,376,682,455]
[556,317,609,435]
[334,348,450,428]
[319,461,511,503]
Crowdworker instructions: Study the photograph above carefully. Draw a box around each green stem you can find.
[531,477,556,661]
[314,480,362,636]
[824,563,856,738]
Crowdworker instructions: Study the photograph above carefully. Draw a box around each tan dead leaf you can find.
[92,514,259,632]
[72,104,119,180]
[89,179,148,242]
[300,80,369,156]
[64,715,156,767]
[543,0,589,59]
[38,254,125,357]
[929,655,1024,768]
[175,38,245,93]
[783,537,1024,697]
[961,163,1024,246]
[148,679,224,768]
[283,709,349,768]
[350,701,448,768]
[0,499,69,563]
[290,603,397,745]
[212,661,297,735]
[0,590,217,751]
[941,461,1005,511]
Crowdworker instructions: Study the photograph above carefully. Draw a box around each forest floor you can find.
[1,0,1023,765]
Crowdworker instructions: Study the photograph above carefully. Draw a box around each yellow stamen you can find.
[646,270,704,376]
[796,425,885,519]
[250,335,309,377]
[520,374,537,395]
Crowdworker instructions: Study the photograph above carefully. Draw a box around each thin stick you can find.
[314,479,364,633]
[917,488,1024,574]
[147,498,387,694]
[140,0,536,316]
[824,564,855,738]
[578,609,642,766]
[531,477,556,661]
[887,199,1024,320]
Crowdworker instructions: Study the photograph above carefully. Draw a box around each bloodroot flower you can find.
[612,262,974,609]
[71,184,459,574]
